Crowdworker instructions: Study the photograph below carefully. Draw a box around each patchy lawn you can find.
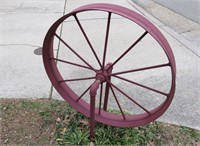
[0,98,199,145]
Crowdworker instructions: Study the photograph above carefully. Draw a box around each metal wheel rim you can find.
[43,3,176,127]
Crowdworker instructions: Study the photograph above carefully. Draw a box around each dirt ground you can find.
[0,99,59,145]
[0,98,200,145]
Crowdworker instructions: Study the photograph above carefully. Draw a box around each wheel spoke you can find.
[76,85,91,102]
[54,33,96,72]
[113,75,168,96]
[103,78,111,111]
[107,80,151,115]
[107,31,148,70]
[102,12,112,69]
[110,63,170,76]
[59,77,95,82]
[98,83,103,114]
[74,15,102,68]
[51,58,94,71]
[109,84,126,120]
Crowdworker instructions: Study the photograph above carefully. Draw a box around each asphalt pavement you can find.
[153,0,200,24]
[1,0,200,130]
[132,0,200,54]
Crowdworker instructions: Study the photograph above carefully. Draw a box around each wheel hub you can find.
[95,62,112,83]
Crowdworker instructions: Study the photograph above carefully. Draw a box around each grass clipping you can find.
[0,99,200,145]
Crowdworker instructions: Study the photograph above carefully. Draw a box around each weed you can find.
[2,104,14,110]
[20,100,41,109]
[1,99,200,145]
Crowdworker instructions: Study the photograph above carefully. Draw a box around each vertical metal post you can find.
[103,77,111,111]
[103,63,113,111]
[89,80,101,141]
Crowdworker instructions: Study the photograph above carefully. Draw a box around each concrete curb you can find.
[127,0,200,130]
[127,0,200,58]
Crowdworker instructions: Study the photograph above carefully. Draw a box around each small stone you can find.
[56,117,61,122]
[4,139,8,144]
[90,142,95,146]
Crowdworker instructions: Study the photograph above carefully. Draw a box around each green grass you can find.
[49,101,200,145]
[20,100,42,109]
[1,99,200,145]
[54,111,200,145]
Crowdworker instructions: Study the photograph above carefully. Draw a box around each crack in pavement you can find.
[1,0,28,14]
[0,44,41,48]
[48,0,68,99]
[179,28,200,34]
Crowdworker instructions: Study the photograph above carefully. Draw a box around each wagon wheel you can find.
[43,3,176,133]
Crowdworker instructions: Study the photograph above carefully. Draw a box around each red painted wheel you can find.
[43,3,176,127]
